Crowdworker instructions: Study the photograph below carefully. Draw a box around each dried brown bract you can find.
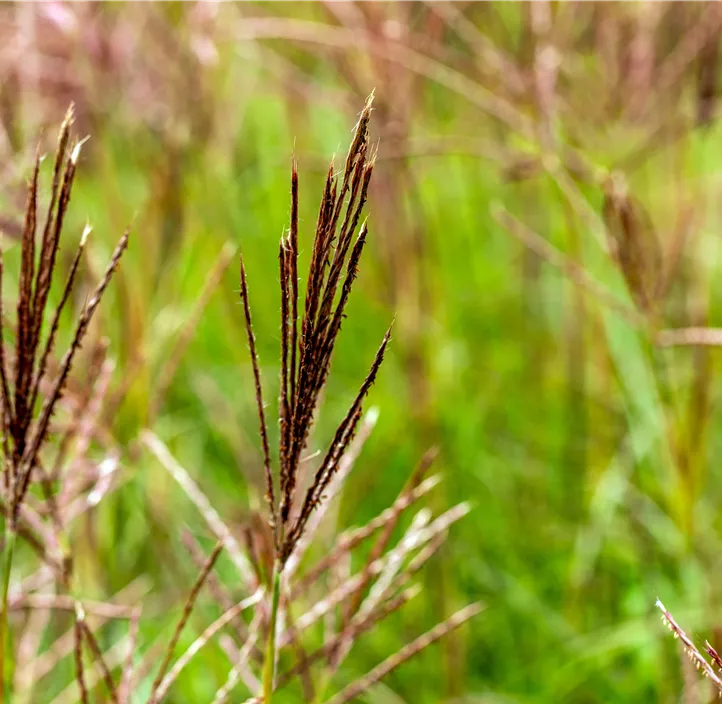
[602,172,662,314]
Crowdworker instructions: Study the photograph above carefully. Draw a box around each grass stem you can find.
[263,563,281,703]
[0,526,16,702]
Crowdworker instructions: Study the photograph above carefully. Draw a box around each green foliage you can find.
[4,2,722,702]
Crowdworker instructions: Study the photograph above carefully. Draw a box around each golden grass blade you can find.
[324,602,483,704]
[278,585,421,689]
[142,430,254,584]
[147,540,224,704]
[153,589,264,702]
[656,328,722,347]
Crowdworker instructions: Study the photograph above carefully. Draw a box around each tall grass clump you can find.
[231,92,481,702]
[0,91,477,702]
[150,91,476,704]
[0,106,128,700]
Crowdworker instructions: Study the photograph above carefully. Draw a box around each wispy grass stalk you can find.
[324,603,483,704]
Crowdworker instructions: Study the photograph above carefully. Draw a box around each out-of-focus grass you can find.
[4,2,722,702]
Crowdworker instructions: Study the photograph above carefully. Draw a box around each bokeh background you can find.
[3,1,722,701]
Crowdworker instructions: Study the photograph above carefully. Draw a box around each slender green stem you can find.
[262,562,282,703]
[312,673,331,704]
[0,526,16,703]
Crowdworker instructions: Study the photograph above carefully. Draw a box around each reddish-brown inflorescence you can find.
[238,92,390,566]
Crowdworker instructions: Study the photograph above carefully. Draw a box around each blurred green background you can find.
[4,1,722,701]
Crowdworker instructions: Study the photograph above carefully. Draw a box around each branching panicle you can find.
[14,232,129,520]
[0,107,128,544]
[282,326,391,562]
[240,94,381,556]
